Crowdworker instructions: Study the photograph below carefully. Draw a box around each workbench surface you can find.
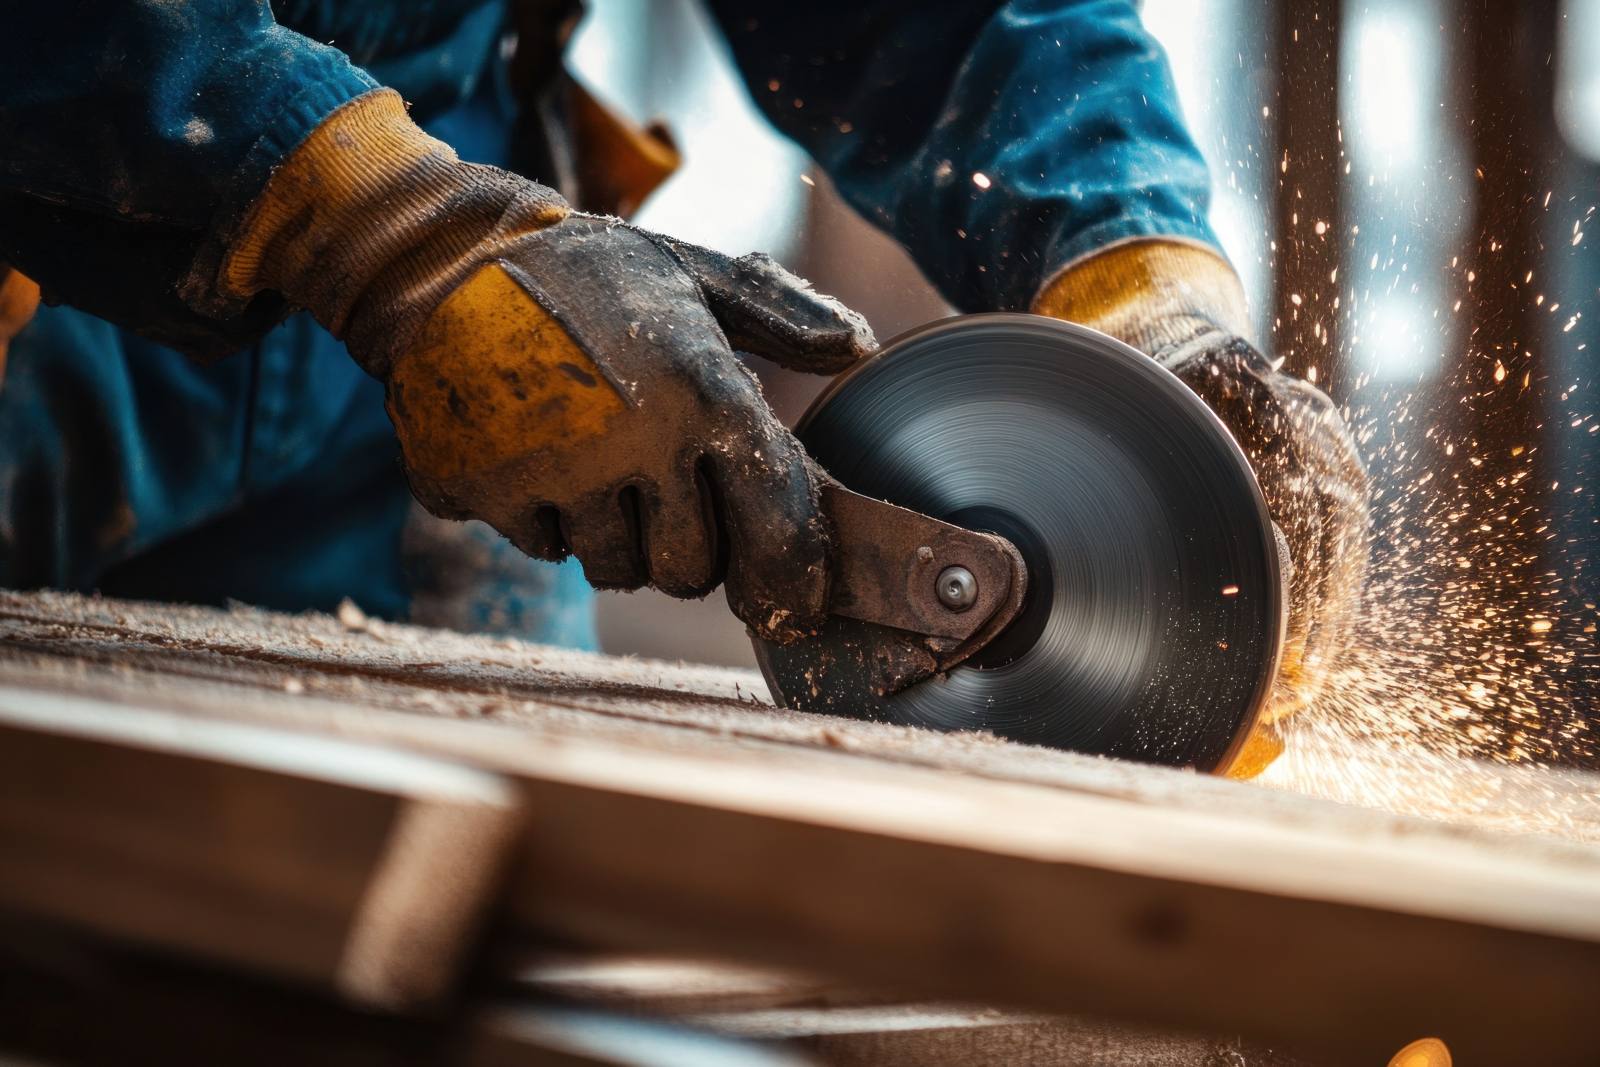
[1,590,1597,1067]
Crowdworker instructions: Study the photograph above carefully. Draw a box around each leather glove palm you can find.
[218,89,874,642]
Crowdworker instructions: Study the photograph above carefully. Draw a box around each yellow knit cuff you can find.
[224,89,458,299]
[221,88,570,369]
[1031,239,1253,355]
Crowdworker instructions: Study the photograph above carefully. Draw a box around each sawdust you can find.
[11,580,1600,856]
[15,587,1592,863]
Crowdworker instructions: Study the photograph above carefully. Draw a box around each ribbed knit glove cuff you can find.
[1032,238,1256,357]
[220,88,571,378]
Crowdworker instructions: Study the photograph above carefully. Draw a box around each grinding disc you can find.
[752,314,1284,773]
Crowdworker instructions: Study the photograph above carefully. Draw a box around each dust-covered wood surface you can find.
[3,590,1600,1066]
[510,951,1320,1067]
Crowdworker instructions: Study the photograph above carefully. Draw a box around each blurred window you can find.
[1557,0,1600,162]
[1341,0,1463,383]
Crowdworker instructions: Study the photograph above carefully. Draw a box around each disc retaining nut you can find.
[936,565,978,611]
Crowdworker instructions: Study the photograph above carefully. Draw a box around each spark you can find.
[1246,339,1600,839]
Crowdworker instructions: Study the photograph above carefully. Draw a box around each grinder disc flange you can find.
[751,314,1284,773]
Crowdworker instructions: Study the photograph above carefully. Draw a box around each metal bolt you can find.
[936,565,978,611]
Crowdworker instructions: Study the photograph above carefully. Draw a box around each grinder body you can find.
[752,315,1285,775]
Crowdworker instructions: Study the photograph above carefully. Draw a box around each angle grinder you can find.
[751,314,1284,774]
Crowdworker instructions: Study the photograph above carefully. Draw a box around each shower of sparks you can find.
[1255,218,1600,844]
[1256,400,1600,841]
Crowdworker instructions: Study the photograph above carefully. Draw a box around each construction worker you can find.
[0,0,1366,756]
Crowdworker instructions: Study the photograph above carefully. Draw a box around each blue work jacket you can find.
[0,0,1219,627]
[0,0,1217,351]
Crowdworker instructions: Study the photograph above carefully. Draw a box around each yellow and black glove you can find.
[217,89,874,643]
[1035,240,1370,777]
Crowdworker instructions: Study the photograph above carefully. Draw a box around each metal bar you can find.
[1271,0,1346,394]
[1439,0,1566,746]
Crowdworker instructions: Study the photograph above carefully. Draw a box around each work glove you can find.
[1034,240,1370,777]
[215,89,874,642]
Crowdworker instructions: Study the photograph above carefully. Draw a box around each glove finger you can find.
[500,504,571,564]
[656,237,876,374]
[708,438,831,643]
[641,461,725,599]
[564,492,650,591]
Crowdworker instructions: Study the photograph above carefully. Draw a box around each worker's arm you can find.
[217,89,874,640]
[709,0,1214,313]
[0,1,874,638]
[0,0,390,357]
[712,0,1369,760]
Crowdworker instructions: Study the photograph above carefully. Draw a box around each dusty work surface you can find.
[2,588,1599,846]
[7,590,1600,1067]
[0,588,1325,816]
[4,588,1600,905]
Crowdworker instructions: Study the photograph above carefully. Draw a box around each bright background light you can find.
[1356,297,1430,364]
[1350,11,1428,171]
[1341,1,1462,383]
[567,0,808,259]
[1142,0,1276,344]
[1557,0,1600,161]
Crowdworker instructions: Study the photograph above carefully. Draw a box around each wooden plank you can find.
[494,736,1600,1067]
[514,952,1322,1066]
[0,686,522,1010]
[4,592,1600,1064]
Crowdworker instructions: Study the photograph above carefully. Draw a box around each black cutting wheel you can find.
[752,315,1284,773]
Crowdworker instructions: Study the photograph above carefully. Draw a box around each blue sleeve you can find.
[0,0,380,358]
[707,0,1219,313]
[1,0,376,228]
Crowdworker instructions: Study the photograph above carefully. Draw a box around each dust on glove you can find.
[1035,239,1370,777]
[216,89,875,642]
